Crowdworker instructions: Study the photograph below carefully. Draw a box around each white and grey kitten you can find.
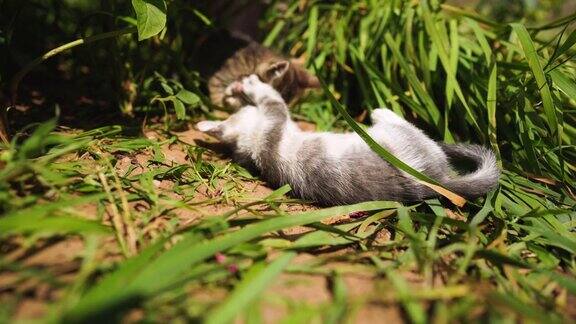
[196,75,500,206]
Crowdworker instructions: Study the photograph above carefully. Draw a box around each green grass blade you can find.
[467,18,492,64]
[549,69,576,102]
[305,5,319,65]
[446,19,459,110]
[384,267,427,324]
[205,252,295,324]
[440,4,502,28]
[0,194,107,237]
[487,60,502,164]
[325,272,349,324]
[511,23,560,141]
[0,216,110,236]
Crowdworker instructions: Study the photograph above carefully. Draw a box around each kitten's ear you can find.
[291,62,320,89]
[263,61,290,82]
[196,121,224,138]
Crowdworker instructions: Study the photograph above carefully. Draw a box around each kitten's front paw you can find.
[223,81,246,110]
[241,74,282,103]
[230,81,243,95]
[196,120,224,138]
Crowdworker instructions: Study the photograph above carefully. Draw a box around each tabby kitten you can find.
[208,42,320,110]
[197,75,500,206]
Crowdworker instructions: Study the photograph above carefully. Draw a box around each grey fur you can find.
[438,143,501,199]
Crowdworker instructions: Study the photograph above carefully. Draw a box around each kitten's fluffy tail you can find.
[439,144,500,199]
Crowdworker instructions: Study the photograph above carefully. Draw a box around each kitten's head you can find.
[209,43,320,110]
[255,59,320,104]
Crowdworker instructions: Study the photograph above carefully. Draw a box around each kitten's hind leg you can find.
[370,108,433,144]
[371,108,409,127]
[369,108,450,174]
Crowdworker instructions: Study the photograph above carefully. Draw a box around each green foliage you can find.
[0,0,575,323]
[143,72,202,120]
[131,0,167,41]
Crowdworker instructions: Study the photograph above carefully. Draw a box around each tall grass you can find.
[0,1,575,323]
[265,1,575,188]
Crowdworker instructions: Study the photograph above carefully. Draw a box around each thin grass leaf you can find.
[487,60,502,163]
[204,252,295,324]
[292,220,373,249]
[1,193,105,219]
[467,18,492,64]
[470,191,495,227]
[0,216,110,236]
[384,267,427,324]
[305,5,319,65]
[475,249,533,269]
[511,23,560,141]
[549,69,576,102]
[440,4,502,28]
[325,272,348,324]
